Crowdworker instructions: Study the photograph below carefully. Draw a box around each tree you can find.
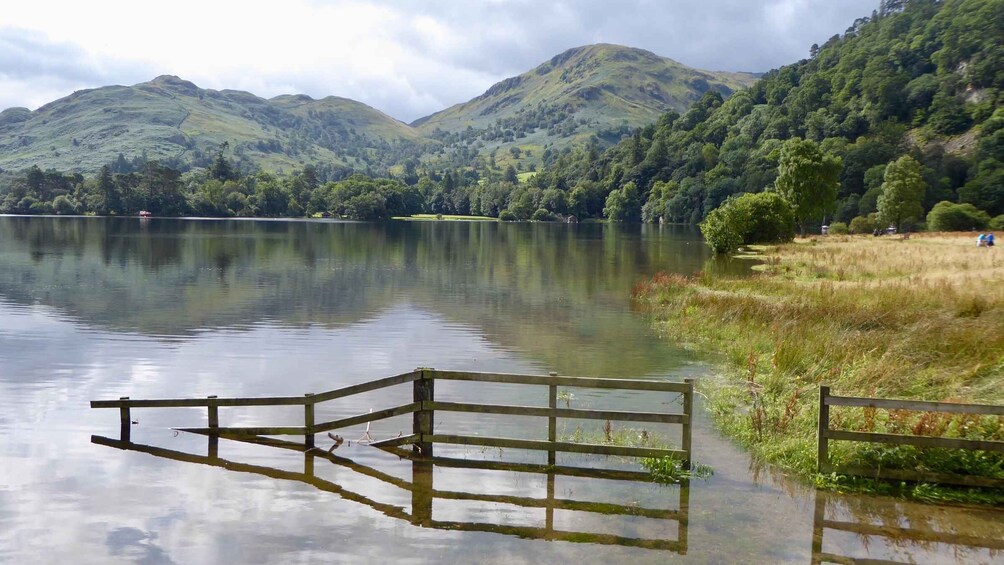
[603,181,641,222]
[209,143,237,182]
[503,165,519,184]
[97,165,121,214]
[877,155,926,232]
[774,138,842,235]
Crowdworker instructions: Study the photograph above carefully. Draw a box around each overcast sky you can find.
[1,0,877,123]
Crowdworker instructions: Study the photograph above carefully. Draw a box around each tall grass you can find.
[634,233,1004,500]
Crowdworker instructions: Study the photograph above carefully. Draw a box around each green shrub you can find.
[926,201,991,232]
[498,209,517,222]
[700,191,795,254]
[991,215,1004,230]
[701,209,744,254]
[530,208,555,222]
[828,221,849,234]
[848,215,875,234]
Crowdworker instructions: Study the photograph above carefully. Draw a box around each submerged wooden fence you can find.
[817,386,1004,488]
[91,432,690,552]
[92,368,694,467]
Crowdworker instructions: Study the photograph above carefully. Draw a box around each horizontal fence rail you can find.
[817,386,1004,488]
[92,368,694,468]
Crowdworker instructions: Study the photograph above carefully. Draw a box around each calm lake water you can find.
[0,216,1000,564]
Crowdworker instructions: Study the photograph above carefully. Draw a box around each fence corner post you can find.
[682,379,694,469]
[304,393,315,449]
[817,385,830,474]
[413,368,434,456]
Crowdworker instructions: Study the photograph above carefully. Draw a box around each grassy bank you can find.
[634,233,1004,503]
[393,214,497,221]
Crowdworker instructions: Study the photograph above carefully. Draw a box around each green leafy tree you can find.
[603,181,641,222]
[52,194,79,215]
[503,165,519,184]
[877,155,926,232]
[773,138,842,235]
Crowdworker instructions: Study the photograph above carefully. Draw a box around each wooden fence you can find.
[92,368,694,467]
[91,431,691,553]
[817,386,1004,488]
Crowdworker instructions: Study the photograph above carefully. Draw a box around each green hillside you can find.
[0,75,430,175]
[530,0,1004,225]
[0,44,756,177]
[413,44,757,167]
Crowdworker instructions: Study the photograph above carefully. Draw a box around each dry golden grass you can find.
[770,233,1004,290]
[635,233,1004,485]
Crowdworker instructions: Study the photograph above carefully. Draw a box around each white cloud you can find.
[0,0,877,122]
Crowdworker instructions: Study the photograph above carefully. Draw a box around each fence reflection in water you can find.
[91,433,690,553]
[810,490,1004,564]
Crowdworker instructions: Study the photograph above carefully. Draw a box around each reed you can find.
[634,233,1004,501]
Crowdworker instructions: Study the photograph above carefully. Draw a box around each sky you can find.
[0,0,877,123]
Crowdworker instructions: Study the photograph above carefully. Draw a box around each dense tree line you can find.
[521,0,1003,228]
[0,151,428,220]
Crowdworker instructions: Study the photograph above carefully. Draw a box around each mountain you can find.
[412,44,757,162]
[0,44,757,176]
[0,75,429,174]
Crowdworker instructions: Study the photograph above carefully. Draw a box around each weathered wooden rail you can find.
[91,432,691,552]
[817,386,1004,488]
[92,368,694,467]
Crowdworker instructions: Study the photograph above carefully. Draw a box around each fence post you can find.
[119,397,131,442]
[678,479,690,555]
[207,395,219,430]
[810,490,826,564]
[682,379,694,469]
[817,386,830,473]
[413,369,434,456]
[548,372,558,467]
[545,470,556,540]
[304,393,315,449]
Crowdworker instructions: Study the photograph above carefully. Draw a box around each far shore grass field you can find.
[392,214,497,221]
[634,232,1004,504]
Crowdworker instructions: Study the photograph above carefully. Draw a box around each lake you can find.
[0,216,1000,564]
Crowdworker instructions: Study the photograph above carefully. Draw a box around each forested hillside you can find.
[527,0,1003,226]
[414,44,756,170]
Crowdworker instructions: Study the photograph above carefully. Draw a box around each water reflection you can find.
[92,434,690,553]
[810,491,1004,564]
[3,217,1001,564]
[0,217,711,376]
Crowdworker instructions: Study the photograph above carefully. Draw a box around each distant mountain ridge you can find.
[414,44,756,131]
[0,44,758,174]
[0,74,430,174]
